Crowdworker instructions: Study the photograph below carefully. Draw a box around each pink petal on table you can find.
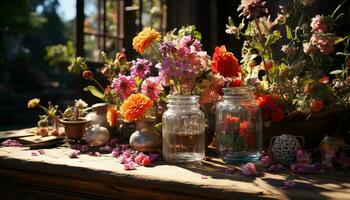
[123,161,136,170]
[201,176,208,179]
[31,152,38,156]
[38,149,45,155]
[69,151,80,158]
[225,167,237,174]
[282,180,296,189]
[242,162,257,176]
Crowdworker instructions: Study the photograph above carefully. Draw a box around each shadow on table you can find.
[166,148,350,200]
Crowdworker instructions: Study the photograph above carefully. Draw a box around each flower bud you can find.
[82,70,93,80]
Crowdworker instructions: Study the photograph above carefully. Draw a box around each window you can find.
[76,0,167,63]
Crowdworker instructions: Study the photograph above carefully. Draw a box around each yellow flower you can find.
[132,27,161,54]
[120,94,153,122]
[27,98,40,108]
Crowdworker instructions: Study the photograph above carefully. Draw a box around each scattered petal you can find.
[69,151,80,158]
[225,167,237,174]
[123,161,136,170]
[282,180,296,189]
[38,149,45,155]
[242,162,257,176]
[31,152,38,156]
[2,139,22,147]
[201,176,208,179]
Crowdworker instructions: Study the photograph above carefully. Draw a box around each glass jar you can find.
[162,95,205,162]
[215,87,262,163]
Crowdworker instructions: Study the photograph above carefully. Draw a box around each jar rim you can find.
[167,95,199,101]
[222,87,255,94]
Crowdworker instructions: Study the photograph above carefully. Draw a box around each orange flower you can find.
[211,45,241,78]
[107,106,118,127]
[120,94,153,122]
[132,27,161,54]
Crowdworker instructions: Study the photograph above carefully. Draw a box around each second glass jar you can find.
[215,87,262,163]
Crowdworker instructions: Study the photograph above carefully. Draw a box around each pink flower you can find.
[2,139,22,147]
[242,162,257,176]
[303,43,318,55]
[310,34,335,55]
[112,148,120,158]
[282,180,296,189]
[291,163,320,174]
[238,0,268,19]
[141,77,164,101]
[310,15,327,33]
[123,161,136,170]
[135,153,152,166]
[131,58,152,79]
[112,75,136,100]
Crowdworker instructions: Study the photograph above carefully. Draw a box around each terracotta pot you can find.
[263,109,346,148]
[60,118,91,140]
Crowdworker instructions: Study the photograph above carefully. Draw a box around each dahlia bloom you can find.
[132,27,161,54]
[120,93,153,122]
[141,77,164,101]
[112,75,136,100]
[211,45,241,78]
[131,58,152,79]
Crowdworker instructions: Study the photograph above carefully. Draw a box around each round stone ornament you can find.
[269,134,302,164]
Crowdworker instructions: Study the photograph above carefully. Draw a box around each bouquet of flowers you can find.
[216,0,350,121]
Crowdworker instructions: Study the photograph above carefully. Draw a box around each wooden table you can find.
[0,131,349,199]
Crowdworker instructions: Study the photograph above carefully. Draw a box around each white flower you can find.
[74,99,88,109]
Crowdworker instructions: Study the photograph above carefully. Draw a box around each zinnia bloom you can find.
[107,106,118,127]
[112,75,136,100]
[211,45,241,78]
[132,27,161,54]
[131,58,152,79]
[141,77,164,101]
[120,93,153,121]
[27,98,40,108]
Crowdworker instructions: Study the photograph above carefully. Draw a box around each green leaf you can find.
[265,30,281,46]
[239,18,245,29]
[286,25,292,40]
[228,16,234,26]
[330,70,344,75]
[245,23,252,35]
[336,52,350,56]
[251,40,264,53]
[84,86,105,99]
[334,37,345,45]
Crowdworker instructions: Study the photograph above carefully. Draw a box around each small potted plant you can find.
[60,99,90,140]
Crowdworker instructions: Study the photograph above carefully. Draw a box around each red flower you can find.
[270,104,284,122]
[256,94,284,122]
[239,121,249,137]
[310,99,324,113]
[230,78,242,87]
[211,45,241,78]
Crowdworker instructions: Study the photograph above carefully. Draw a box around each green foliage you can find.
[84,86,105,100]
[45,41,75,67]
[178,25,202,41]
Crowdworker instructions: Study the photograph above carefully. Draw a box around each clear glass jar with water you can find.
[215,87,262,163]
[162,95,205,162]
